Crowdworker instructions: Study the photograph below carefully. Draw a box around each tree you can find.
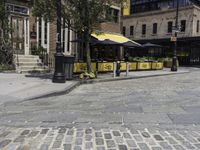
[31,0,112,74]
[0,0,13,67]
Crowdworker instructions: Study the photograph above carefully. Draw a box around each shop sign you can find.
[171,36,177,42]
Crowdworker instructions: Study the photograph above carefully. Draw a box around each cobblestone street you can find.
[2,126,200,150]
[1,69,200,149]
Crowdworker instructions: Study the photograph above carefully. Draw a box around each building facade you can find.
[123,0,200,65]
[2,0,121,71]
[3,0,76,71]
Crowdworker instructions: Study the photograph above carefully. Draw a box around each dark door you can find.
[11,16,25,55]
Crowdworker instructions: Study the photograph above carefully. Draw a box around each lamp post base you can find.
[52,73,65,83]
[171,57,178,72]
[52,53,66,83]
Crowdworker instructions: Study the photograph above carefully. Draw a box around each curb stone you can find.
[23,81,81,101]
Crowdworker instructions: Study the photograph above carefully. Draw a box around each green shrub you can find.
[31,45,47,56]
[0,64,15,71]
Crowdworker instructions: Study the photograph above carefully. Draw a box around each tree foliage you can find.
[0,0,13,67]
[31,0,112,73]
[0,0,13,37]
[32,0,111,32]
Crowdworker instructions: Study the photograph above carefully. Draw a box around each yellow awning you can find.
[91,32,140,46]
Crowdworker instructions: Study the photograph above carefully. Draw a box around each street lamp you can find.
[171,0,179,72]
[52,0,66,83]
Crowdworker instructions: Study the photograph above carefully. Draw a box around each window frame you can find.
[152,23,157,35]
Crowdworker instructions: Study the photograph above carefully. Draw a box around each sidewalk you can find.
[0,67,190,101]
[82,67,190,84]
[0,73,79,103]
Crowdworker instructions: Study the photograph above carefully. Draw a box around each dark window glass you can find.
[62,18,66,52]
[113,9,119,23]
[168,21,173,33]
[44,21,47,44]
[153,23,157,34]
[38,18,42,46]
[142,24,146,35]
[130,0,191,14]
[67,20,71,52]
[106,8,119,23]
[197,20,199,33]
[123,26,126,36]
[130,26,134,36]
[181,20,186,32]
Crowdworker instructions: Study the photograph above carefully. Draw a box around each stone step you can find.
[14,55,49,73]
[14,55,40,59]
[18,65,48,70]
[16,57,41,62]
[17,68,50,73]
[17,62,43,66]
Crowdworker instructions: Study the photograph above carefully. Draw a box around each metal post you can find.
[113,62,116,78]
[171,0,179,72]
[126,62,129,76]
[52,0,66,83]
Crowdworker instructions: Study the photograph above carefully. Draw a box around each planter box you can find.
[129,62,137,71]
[137,62,152,70]
[98,62,113,72]
[120,62,137,71]
[120,62,127,71]
[152,62,164,70]
[73,63,96,73]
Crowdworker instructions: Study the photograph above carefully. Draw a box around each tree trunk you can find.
[84,30,91,73]
[84,0,92,73]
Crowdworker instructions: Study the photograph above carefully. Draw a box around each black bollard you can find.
[116,61,121,76]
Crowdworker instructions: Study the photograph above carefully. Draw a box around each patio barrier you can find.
[73,61,164,73]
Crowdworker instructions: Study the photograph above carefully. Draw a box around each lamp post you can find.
[52,0,66,83]
[171,0,179,72]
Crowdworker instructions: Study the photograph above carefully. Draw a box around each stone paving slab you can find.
[1,127,200,150]
[0,73,79,102]
[168,113,200,125]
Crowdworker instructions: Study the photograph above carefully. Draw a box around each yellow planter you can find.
[137,62,152,70]
[98,62,114,72]
[120,63,127,71]
[129,62,137,71]
[73,63,96,73]
[152,62,164,70]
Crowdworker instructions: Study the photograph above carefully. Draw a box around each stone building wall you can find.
[123,5,200,41]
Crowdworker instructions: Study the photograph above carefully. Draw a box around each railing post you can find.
[113,62,116,78]
[126,62,129,76]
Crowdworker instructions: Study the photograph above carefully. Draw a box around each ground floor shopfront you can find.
[135,37,200,66]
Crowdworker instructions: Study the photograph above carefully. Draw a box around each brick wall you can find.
[99,22,121,33]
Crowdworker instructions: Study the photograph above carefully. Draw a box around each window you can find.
[180,20,186,32]
[62,18,66,52]
[107,8,119,23]
[61,19,71,52]
[123,26,126,36]
[142,24,146,35]
[38,18,42,46]
[6,4,29,15]
[197,20,199,33]
[153,23,157,34]
[130,26,134,36]
[67,20,71,52]
[44,21,48,44]
[113,9,119,23]
[168,21,173,33]
[38,18,49,48]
